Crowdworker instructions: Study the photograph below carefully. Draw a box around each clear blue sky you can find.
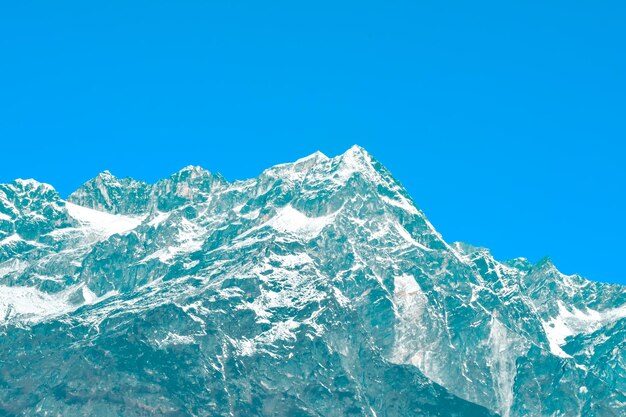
[1,1,624,284]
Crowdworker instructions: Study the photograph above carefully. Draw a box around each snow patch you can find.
[156,332,196,348]
[0,234,22,245]
[82,285,98,304]
[270,252,313,268]
[148,211,171,227]
[542,301,626,358]
[269,205,335,239]
[333,287,350,307]
[0,284,108,325]
[240,208,260,220]
[65,202,143,237]
[0,285,71,324]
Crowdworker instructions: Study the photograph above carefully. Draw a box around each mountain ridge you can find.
[6,145,611,282]
[0,145,624,416]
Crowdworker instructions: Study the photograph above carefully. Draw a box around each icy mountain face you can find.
[0,179,69,242]
[1,146,624,417]
[68,165,228,215]
[67,170,153,215]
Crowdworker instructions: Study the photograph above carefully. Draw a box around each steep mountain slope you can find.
[0,146,624,416]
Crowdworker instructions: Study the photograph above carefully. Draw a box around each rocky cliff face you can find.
[1,146,624,416]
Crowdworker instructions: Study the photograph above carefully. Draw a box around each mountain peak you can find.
[452,241,491,257]
[502,256,532,272]
[11,178,56,193]
[294,150,329,164]
[68,171,151,215]
[264,146,375,182]
[335,144,372,168]
[0,179,68,240]
[93,170,119,181]
[339,144,374,168]
[168,165,216,182]
[534,256,557,271]
[344,144,370,156]
[173,165,228,184]
[177,165,208,175]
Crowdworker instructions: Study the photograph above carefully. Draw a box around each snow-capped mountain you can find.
[0,146,624,416]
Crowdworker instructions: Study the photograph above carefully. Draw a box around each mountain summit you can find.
[1,146,624,416]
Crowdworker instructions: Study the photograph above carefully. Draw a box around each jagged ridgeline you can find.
[0,146,624,417]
